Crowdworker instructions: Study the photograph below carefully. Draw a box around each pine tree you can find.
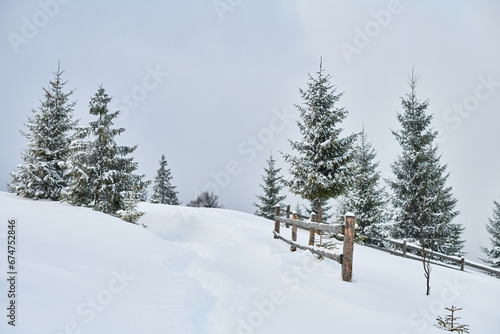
[63,128,94,207]
[117,173,149,223]
[10,65,77,200]
[294,201,304,218]
[388,70,464,257]
[481,200,500,268]
[283,59,356,217]
[254,153,286,220]
[389,70,464,295]
[336,127,388,238]
[304,198,333,223]
[435,306,470,333]
[150,154,180,205]
[64,85,148,223]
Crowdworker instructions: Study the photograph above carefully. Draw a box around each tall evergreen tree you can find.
[10,65,77,200]
[254,153,286,220]
[283,59,356,219]
[64,85,148,223]
[481,200,500,268]
[336,127,388,237]
[150,154,180,205]
[389,70,464,295]
[388,70,464,256]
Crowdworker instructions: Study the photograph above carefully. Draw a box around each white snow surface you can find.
[0,192,499,333]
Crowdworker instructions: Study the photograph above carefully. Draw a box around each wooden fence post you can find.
[460,257,465,271]
[309,212,316,246]
[286,205,291,228]
[342,212,355,282]
[403,239,407,258]
[274,205,281,239]
[291,212,298,252]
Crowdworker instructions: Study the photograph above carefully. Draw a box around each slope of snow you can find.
[0,192,499,333]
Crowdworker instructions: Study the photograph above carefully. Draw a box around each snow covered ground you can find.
[0,191,499,333]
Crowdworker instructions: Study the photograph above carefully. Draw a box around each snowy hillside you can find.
[0,191,499,333]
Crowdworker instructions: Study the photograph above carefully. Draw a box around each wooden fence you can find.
[273,205,355,282]
[361,234,500,277]
[273,204,499,279]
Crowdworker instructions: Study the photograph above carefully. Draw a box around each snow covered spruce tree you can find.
[481,200,500,269]
[305,198,333,223]
[64,85,148,223]
[150,154,180,205]
[283,60,356,221]
[336,127,388,238]
[10,65,77,200]
[389,70,464,295]
[389,70,464,255]
[254,153,286,220]
[294,201,304,218]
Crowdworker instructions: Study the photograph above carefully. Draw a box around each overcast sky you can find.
[1,0,499,260]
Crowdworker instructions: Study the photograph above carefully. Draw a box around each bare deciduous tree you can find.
[187,191,223,208]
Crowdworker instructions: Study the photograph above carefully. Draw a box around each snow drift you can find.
[0,192,499,333]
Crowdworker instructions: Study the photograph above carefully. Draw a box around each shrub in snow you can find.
[187,191,223,208]
[435,305,470,333]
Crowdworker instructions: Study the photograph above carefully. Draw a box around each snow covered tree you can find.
[254,153,286,220]
[117,173,149,223]
[481,200,500,268]
[336,127,388,238]
[294,201,304,218]
[304,198,333,223]
[150,154,180,205]
[283,59,356,221]
[64,85,148,223]
[389,70,464,256]
[187,191,223,208]
[10,65,77,200]
[389,70,464,295]
[63,128,94,207]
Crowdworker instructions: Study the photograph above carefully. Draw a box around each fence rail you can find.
[277,217,344,234]
[273,231,342,264]
[273,205,355,282]
[362,234,500,277]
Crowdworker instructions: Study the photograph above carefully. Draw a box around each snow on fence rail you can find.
[361,234,500,277]
[273,205,355,282]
